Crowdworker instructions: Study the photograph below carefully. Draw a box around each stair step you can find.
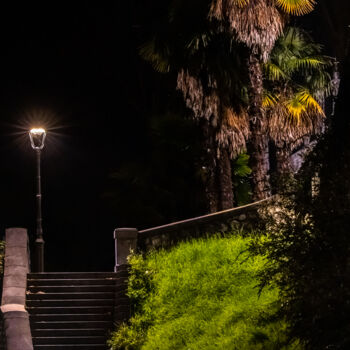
[32,329,107,337]
[28,272,118,279]
[33,344,107,349]
[26,271,127,349]
[33,336,106,345]
[27,285,117,293]
[30,314,113,322]
[27,299,114,307]
[30,321,113,330]
[27,306,112,315]
[27,279,118,286]
[27,292,115,300]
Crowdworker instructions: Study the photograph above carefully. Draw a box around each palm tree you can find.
[140,0,317,209]
[264,27,332,176]
[141,0,250,211]
[209,0,316,200]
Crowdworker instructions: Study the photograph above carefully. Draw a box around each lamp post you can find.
[29,128,46,272]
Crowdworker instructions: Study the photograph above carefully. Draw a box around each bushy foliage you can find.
[250,48,350,350]
[109,234,301,350]
[233,153,252,206]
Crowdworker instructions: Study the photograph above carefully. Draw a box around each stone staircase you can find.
[26,271,128,350]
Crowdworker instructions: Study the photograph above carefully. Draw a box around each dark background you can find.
[0,1,347,271]
[0,2,204,272]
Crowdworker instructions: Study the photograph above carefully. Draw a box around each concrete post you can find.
[1,228,33,350]
[113,228,138,271]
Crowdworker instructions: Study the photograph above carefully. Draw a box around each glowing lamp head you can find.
[29,128,46,150]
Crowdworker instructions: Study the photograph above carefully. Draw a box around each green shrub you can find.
[109,234,301,350]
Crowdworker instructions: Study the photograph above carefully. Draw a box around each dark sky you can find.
[0,2,347,272]
[0,3,153,271]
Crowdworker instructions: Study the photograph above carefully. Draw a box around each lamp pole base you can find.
[35,238,45,272]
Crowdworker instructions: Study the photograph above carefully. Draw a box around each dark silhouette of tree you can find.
[252,21,350,348]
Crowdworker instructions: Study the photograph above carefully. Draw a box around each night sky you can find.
[0,3,154,271]
[0,2,347,272]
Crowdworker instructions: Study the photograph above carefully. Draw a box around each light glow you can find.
[30,128,46,135]
[29,127,47,150]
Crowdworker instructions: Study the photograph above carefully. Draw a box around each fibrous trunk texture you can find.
[276,143,292,176]
[217,148,234,210]
[248,54,271,200]
[201,119,220,213]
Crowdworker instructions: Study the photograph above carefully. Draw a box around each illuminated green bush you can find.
[109,234,301,350]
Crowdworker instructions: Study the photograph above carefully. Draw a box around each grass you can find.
[109,234,302,350]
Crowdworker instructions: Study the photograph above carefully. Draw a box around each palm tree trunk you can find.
[217,148,234,210]
[201,119,220,212]
[276,143,292,176]
[247,54,271,201]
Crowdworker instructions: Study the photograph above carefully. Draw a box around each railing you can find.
[114,198,272,266]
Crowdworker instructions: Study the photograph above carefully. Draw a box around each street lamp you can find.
[29,128,46,272]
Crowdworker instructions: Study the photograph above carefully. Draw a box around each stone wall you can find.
[1,228,33,350]
[113,264,132,325]
[136,198,270,252]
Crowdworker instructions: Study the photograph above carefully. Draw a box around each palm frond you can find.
[234,0,250,6]
[264,62,288,81]
[186,32,212,53]
[139,39,171,73]
[297,90,325,115]
[307,70,333,97]
[287,56,328,74]
[275,0,315,16]
[263,91,279,108]
[268,94,324,145]
[209,0,250,19]
[284,89,325,123]
[216,106,250,158]
[209,0,284,62]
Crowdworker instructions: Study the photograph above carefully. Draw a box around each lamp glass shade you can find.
[29,128,46,150]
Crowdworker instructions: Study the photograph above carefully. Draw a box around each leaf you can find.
[275,0,315,16]
[288,56,328,74]
[233,153,252,177]
[263,92,279,108]
[264,62,288,81]
[139,39,171,73]
[284,89,325,123]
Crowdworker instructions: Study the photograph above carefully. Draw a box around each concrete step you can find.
[33,336,106,345]
[26,271,128,349]
[27,299,114,307]
[27,279,118,286]
[30,321,113,330]
[27,285,117,293]
[30,314,113,322]
[32,329,107,337]
[28,272,119,279]
[27,306,112,315]
[27,292,115,300]
[33,344,107,349]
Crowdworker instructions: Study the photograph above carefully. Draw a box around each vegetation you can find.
[265,26,332,176]
[139,0,330,211]
[250,45,350,348]
[109,234,301,350]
